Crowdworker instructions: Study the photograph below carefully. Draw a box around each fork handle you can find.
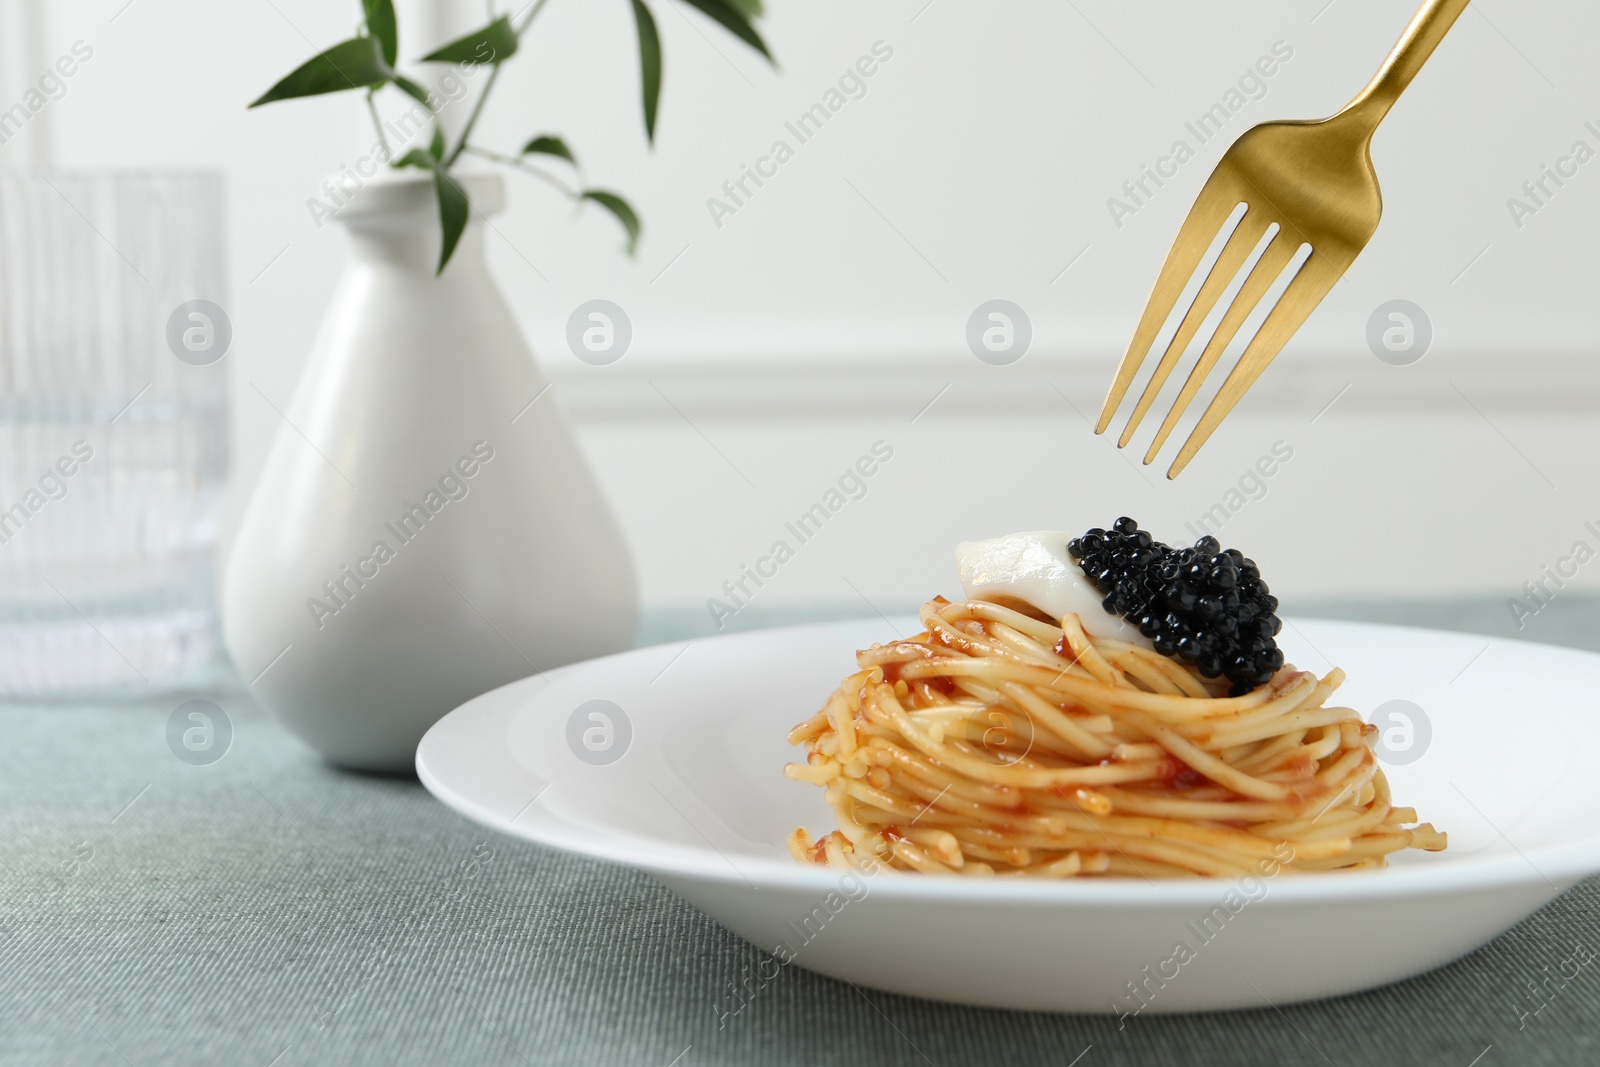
[1338,0,1471,133]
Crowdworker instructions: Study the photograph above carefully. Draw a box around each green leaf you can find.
[725,0,762,16]
[429,125,445,160]
[419,15,518,65]
[395,151,470,274]
[678,0,772,62]
[362,0,398,67]
[628,0,662,143]
[521,135,576,166]
[581,190,640,256]
[392,74,431,107]
[249,36,391,107]
[431,170,470,274]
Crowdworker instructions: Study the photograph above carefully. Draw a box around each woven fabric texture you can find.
[3,599,1598,1066]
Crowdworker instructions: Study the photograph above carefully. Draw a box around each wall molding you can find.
[544,348,1600,423]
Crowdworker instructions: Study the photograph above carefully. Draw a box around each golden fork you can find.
[1096,0,1471,478]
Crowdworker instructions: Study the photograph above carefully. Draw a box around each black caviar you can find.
[1067,517,1284,695]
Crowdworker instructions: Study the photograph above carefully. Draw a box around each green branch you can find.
[248,0,774,270]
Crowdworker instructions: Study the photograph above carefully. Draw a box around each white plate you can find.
[416,616,1600,1013]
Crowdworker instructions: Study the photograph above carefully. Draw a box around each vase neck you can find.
[330,170,503,278]
[341,214,491,277]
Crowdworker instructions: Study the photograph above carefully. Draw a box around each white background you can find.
[3,0,1598,623]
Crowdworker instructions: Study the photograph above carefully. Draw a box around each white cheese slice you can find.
[955,530,1154,649]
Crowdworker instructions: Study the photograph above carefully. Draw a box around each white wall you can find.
[7,0,1600,621]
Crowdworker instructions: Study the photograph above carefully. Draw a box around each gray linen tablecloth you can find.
[4,598,1599,1066]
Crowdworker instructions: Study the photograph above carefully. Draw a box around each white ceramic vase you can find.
[223,170,637,772]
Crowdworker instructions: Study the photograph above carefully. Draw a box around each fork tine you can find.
[1142,235,1301,465]
[1116,212,1273,448]
[1094,187,1244,434]
[1166,253,1348,479]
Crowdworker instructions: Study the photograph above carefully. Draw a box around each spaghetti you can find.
[786,596,1446,878]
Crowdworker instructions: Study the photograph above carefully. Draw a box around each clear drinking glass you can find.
[0,171,229,696]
